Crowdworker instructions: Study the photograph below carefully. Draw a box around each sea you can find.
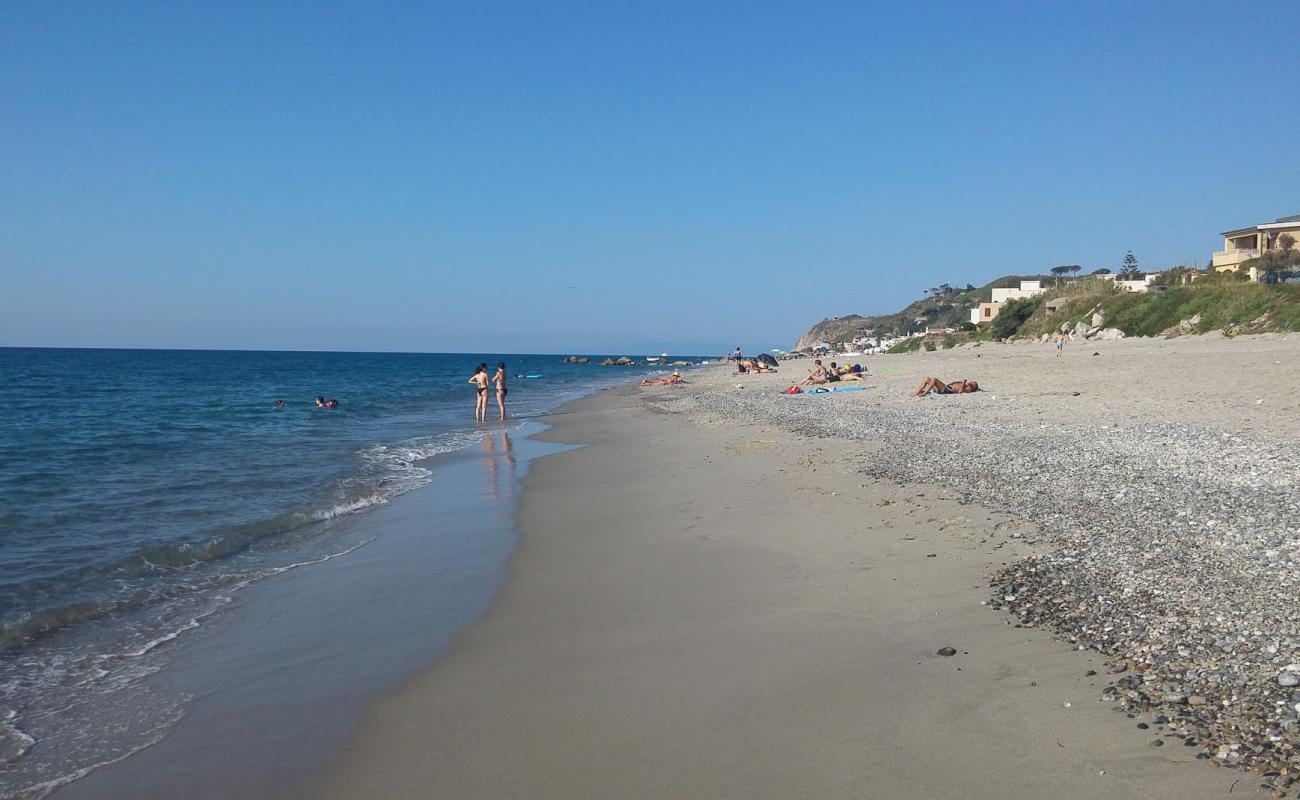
[0,348,697,798]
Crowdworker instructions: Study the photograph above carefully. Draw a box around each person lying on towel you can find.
[913,377,979,396]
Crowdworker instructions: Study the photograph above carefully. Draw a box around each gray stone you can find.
[936,647,957,657]
[662,367,1300,774]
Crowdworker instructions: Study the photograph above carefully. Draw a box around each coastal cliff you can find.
[792,316,876,351]
[790,276,1014,349]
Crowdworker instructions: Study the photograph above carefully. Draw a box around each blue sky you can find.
[2,1,1297,354]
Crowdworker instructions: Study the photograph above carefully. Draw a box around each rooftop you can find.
[1221,214,1300,237]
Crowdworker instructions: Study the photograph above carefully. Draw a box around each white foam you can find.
[310,425,525,523]
[1,708,36,765]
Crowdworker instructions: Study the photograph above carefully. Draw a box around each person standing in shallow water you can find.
[493,362,508,421]
[468,364,489,423]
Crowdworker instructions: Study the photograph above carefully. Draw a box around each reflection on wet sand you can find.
[480,431,516,501]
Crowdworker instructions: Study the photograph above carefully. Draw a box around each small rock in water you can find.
[1151,739,1165,747]
[936,647,957,657]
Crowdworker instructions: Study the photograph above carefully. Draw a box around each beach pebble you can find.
[669,374,1300,774]
[936,647,957,657]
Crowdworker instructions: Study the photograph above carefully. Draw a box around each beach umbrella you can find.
[756,353,778,368]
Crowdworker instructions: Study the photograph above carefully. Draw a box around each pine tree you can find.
[1120,251,1139,277]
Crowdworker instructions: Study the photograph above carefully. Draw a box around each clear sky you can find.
[3,1,1297,354]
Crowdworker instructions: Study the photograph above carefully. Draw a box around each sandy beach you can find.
[316,334,1300,799]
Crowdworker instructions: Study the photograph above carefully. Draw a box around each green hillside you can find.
[989,274,1300,341]
[792,275,1046,349]
[796,272,1300,351]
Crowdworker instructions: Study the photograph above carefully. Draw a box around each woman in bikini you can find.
[468,364,490,422]
[493,362,508,421]
[640,372,686,386]
[913,377,979,397]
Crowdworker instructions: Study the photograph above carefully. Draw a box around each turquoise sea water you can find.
[0,348,695,798]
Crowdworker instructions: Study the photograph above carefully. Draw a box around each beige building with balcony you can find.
[1212,214,1300,272]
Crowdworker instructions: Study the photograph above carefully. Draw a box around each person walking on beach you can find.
[1053,331,1066,357]
[493,362,508,421]
[468,364,490,423]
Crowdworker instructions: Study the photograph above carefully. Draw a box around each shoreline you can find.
[314,339,1278,797]
[48,422,574,800]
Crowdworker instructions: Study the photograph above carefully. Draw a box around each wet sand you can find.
[55,426,568,800]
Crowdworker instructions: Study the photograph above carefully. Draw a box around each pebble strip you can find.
[661,386,1300,794]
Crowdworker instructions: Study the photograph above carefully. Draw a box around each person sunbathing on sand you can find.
[913,377,979,396]
[801,360,829,385]
[641,372,687,387]
[737,359,776,374]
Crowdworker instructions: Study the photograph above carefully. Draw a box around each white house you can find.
[970,280,1048,325]
[1109,274,1157,293]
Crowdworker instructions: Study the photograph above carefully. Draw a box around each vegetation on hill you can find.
[792,274,1052,349]
[800,268,1300,353]
[994,276,1300,340]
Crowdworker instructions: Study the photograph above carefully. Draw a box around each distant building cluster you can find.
[966,212,1300,327]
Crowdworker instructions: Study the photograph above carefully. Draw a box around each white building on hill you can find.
[970,280,1047,326]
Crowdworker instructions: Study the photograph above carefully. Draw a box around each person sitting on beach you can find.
[826,363,841,382]
[801,360,829,385]
[913,377,980,396]
[641,372,687,387]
